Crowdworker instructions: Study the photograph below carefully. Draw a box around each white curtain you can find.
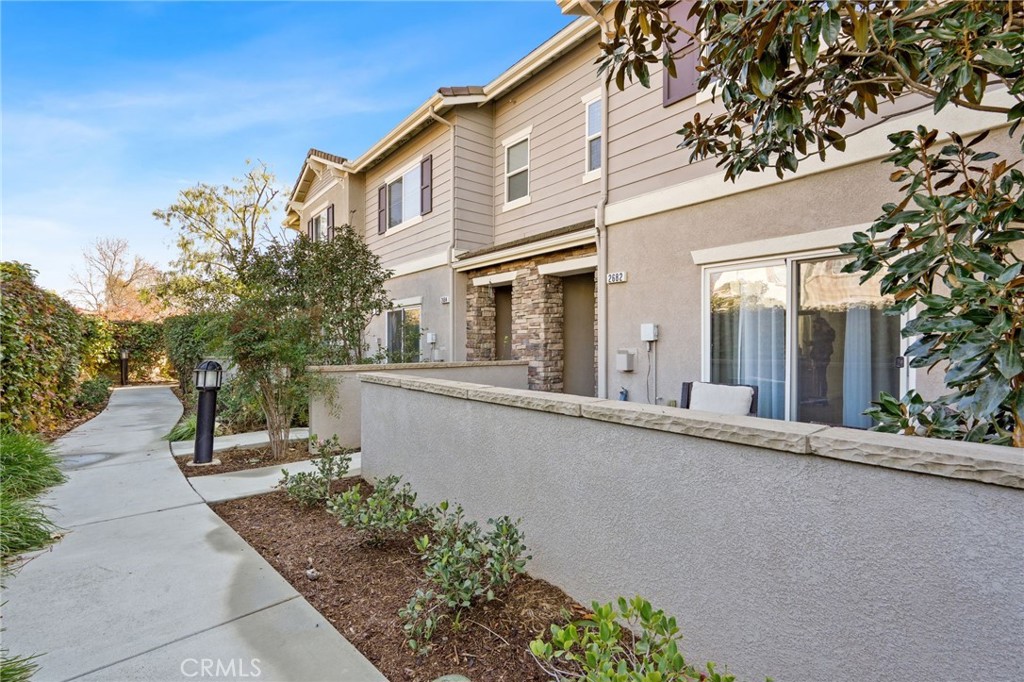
[842,305,873,428]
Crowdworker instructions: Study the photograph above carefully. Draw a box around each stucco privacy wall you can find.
[308,362,527,449]
[360,374,1024,682]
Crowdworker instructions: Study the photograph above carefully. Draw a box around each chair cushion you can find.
[689,382,754,416]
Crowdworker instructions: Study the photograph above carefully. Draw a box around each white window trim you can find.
[391,296,422,308]
[383,158,425,234]
[309,203,330,241]
[700,248,914,424]
[502,126,532,209]
[581,89,602,183]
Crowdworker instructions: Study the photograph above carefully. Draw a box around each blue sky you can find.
[1,1,573,297]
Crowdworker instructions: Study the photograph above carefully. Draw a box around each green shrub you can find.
[400,502,529,652]
[1,262,86,432]
[164,415,198,442]
[164,313,226,392]
[0,649,39,682]
[100,321,168,382]
[279,435,352,508]
[530,597,765,682]
[216,379,264,433]
[1,497,58,561]
[74,377,112,410]
[327,475,423,547]
[0,430,65,500]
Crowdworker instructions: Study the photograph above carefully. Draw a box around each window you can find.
[705,253,904,426]
[377,157,432,235]
[503,127,531,208]
[386,306,421,363]
[663,0,700,106]
[307,204,334,241]
[582,91,602,180]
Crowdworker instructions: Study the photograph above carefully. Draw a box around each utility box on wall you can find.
[616,349,636,372]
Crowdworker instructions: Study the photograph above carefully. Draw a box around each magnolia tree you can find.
[599,1,1023,446]
[227,228,391,458]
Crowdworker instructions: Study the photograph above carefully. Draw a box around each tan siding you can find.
[453,107,493,252]
[365,119,452,268]
[307,170,333,199]
[606,61,943,203]
[491,37,602,244]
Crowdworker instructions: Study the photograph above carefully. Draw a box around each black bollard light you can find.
[192,360,224,465]
[119,348,129,386]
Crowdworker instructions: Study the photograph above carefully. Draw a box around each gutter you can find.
[428,106,458,363]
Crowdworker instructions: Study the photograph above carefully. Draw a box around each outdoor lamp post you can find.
[119,348,129,386]
[192,360,223,465]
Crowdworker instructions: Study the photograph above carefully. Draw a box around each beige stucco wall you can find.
[364,265,456,364]
[309,362,528,448]
[360,376,1024,682]
[604,126,1022,409]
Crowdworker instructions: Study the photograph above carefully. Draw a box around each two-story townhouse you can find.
[288,2,1018,432]
[286,19,606,393]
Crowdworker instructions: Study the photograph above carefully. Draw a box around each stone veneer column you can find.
[512,267,564,392]
[466,284,496,361]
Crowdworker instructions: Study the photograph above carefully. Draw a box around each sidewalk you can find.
[3,385,386,682]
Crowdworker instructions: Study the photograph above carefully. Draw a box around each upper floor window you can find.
[377,156,432,235]
[582,90,602,181]
[307,204,333,241]
[503,126,531,209]
[663,0,700,106]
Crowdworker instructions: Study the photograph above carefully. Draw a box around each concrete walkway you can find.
[168,428,311,458]
[3,386,386,682]
[187,453,362,504]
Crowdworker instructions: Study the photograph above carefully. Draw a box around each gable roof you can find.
[288,147,348,205]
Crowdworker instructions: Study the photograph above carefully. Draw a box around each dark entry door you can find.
[494,285,513,361]
[562,273,596,396]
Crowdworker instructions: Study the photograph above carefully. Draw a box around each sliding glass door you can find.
[794,256,901,428]
[705,254,905,427]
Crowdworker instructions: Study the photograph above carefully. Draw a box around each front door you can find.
[494,285,513,361]
[562,273,596,396]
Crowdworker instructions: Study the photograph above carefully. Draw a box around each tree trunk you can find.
[259,378,287,459]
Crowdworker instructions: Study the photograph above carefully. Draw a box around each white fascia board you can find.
[472,271,520,287]
[454,230,596,272]
[537,255,598,276]
[388,251,450,278]
[606,90,1015,226]
[690,224,873,265]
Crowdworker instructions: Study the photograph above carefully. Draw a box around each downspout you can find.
[429,106,458,362]
[595,77,610,398]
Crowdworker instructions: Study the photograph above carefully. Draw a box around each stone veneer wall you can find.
[360,373,1024,682]
[465,244,597,392]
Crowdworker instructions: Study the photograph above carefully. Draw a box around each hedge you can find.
[1,263,86,431]
[164,313,225,392]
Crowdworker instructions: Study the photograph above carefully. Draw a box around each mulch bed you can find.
[174,440,312,477]
[213,480,585,682]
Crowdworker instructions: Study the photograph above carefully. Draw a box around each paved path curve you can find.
[3,385,386,682]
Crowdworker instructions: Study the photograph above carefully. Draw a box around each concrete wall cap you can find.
[467,386,602,416]
[810,427,1024,489]
[358,373,405,387]
[310,361,528,374]
[581,400,824,454]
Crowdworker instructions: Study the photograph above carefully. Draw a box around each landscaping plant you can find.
[400,501,529,652]
[327,475,423,547]
[530,596,762,682]
[0,430,65,565]
[0,648,39,682]
[74,377,112,411]
[279,435,352,508]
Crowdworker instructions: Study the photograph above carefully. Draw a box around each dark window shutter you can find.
[663,0,700,106]
[307,218,313,240]
[420,155,433,215]
[326,204,335,240]
[377,185,387,235]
